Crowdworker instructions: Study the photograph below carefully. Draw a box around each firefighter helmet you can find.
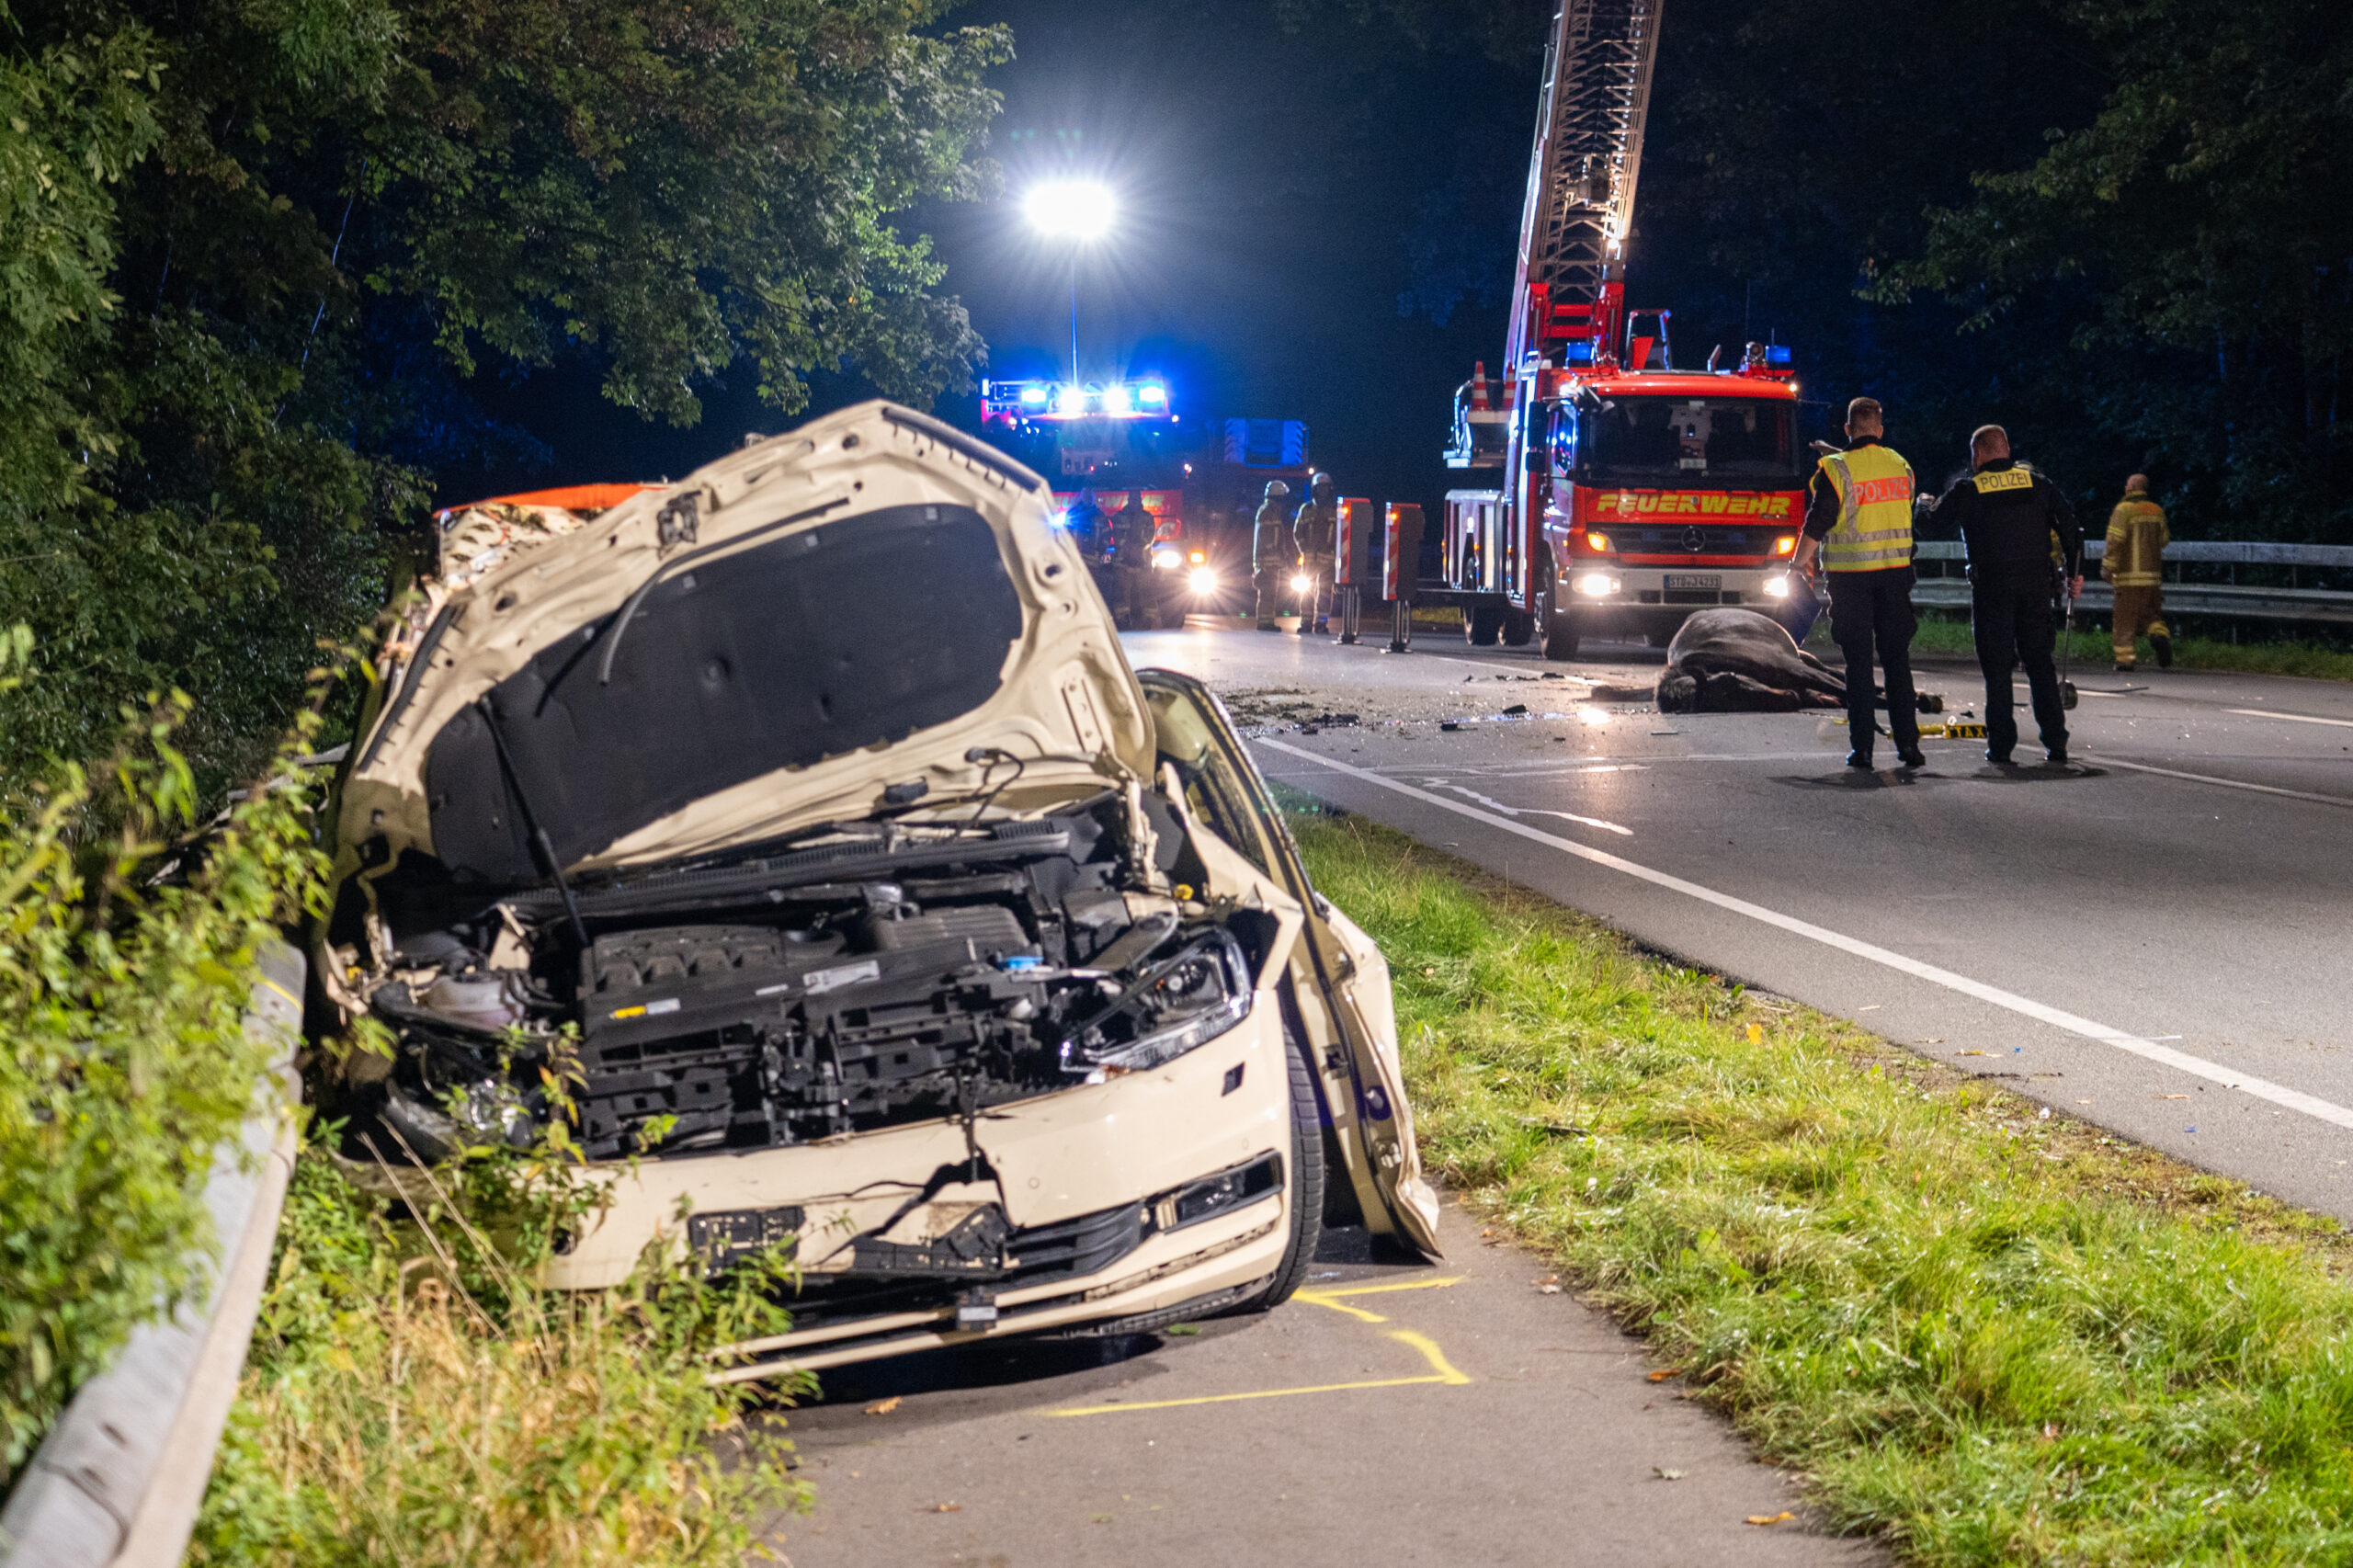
[1311,472,1336,497]
[1263,481,1290,499]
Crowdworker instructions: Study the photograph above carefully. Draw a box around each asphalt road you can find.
[769,1199,1876,1567]
[1130,621,2353,1221]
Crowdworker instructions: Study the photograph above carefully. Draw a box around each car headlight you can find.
[1762,574,1791,598]
[1574,572,1620,597]
[1066,930,1254,1074]
[1290,572,1312,591]
[1152,547,1181,569]
[1188,566,1219,594]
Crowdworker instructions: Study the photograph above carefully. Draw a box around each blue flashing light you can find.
[1137,383,1167,405]
[1052,385,1084,415]
[1019,383,1050,406]
[1563,341,1597,366]
[1767,345,1793,366]
[1102,384,1132,415]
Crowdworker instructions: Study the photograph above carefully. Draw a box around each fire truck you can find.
[979,378,1199,614]
[1436,0,1809,658]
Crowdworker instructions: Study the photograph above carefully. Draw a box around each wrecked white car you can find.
[312,401,1440,1379]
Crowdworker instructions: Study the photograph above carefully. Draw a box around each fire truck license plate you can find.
[1665,574,1721,590]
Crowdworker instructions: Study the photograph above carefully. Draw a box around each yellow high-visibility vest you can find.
[1816,444,1915,572]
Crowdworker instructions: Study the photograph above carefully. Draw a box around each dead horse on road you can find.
[1655,607,1942,715]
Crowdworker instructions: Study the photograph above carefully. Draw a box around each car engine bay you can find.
[333,789,1272,1166]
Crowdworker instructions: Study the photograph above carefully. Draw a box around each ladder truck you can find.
[1437,0,1808,658]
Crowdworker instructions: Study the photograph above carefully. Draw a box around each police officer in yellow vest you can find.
[2105,473,2170,671]
[1928,425,2084,765]
[1790,397,1924,770]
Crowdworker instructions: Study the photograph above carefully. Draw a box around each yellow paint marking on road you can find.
[1045,1329,1472,1417]
[1386,1328,1472,1384]
[1292,1275,1465,1322]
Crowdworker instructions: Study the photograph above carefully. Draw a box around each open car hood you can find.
[340,402,1153,882]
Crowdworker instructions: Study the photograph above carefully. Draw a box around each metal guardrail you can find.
[1912,541,2353,627]
[0,940,306,1568]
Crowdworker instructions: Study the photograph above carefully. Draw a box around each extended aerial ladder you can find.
[1431,0,1805,655]
[1449,0,1667,470]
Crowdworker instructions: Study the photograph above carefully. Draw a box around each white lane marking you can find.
[1258,736,2353,1133]
[1375,752,1830,776]
[2225,708,2353,730]
[1423,778,1634,837]
[2084,755,2353,811]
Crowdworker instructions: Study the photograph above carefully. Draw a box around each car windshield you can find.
[1572,396,1800,487]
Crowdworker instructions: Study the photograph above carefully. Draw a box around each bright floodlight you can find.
[1025,181,1117,240]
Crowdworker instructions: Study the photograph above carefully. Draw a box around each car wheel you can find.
[1465,604,1504,645]
[1238,1021,1328,1311]
[1501,609,1536,646]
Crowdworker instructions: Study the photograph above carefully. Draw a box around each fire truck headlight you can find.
[1762,574,1791,599]
[1152,548,1181,570]
[1574,572,1620,597]
[1188,567,1219,595]
[1290,572,1312,592]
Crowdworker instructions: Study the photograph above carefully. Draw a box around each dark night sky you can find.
[477,0,1536,513]
[480,0,1850,513]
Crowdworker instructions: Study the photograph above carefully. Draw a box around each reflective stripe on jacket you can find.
[2103,494,2168,586]
[1816,444,1915,571]
[1252,500,1294,565]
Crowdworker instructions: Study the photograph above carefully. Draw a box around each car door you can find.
[1137,669,1443,1258]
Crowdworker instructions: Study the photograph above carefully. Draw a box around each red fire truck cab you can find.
[1439,348,1808,657]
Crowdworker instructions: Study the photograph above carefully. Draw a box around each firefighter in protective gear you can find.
[1290,473,1339,634]
[1108,492,1158,629]
[1252,481,1294,631]
[2104,474,2170,671]
[1790,397,1924,770]
[1065,488,1108,563]
[1929,425,2084,765]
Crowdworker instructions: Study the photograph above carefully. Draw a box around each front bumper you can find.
[1561,562,1793,612]
[545,989,1295,1376]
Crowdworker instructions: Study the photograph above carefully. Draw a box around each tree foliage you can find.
[1882,0,2353,540]
[0,0,1006,779]
[0,686,327,1470]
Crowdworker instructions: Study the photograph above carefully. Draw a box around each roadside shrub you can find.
[192,1119,813,1566]
[0,664,326,1471]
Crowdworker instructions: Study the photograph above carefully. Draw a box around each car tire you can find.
[1501,609,1536,646]
[1465,604,1504,645]
[1236,1021,1328,1312]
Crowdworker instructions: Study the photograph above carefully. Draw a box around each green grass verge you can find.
[195,1127,810,1564]
[1292,807,2353,1565]
[1899,613,2353,683]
